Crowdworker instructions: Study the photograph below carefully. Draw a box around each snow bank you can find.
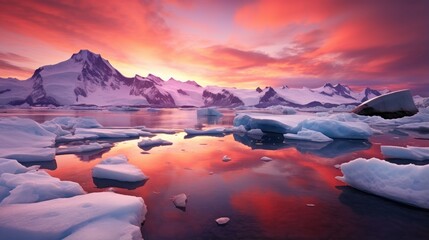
[75,128,143,138]
[48,117,102,129]
[92,155,148,182]
[0,170,85,205]
[336,158,429,209]
[284,128,333,142]
[184,127,225,135]
[0,192,146,240]
[56,143,113,155]
[381,146,429,161]
[197,107,223,116]
[138,138,172,150]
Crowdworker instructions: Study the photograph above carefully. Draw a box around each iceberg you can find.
[336,158,429,209]
[233,113,308,134]
[48,117,102,129]
[0,170,85,205]
[138,138,172,150]
[295,119,372,139]
[56,143,113,155]
[284,128,333,142]
[196,107,223,116]
[0,192,146,240]
[92,155,148,182]
[352,90,418,119]
[381,146,429,161]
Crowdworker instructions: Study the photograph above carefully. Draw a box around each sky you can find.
[0,0,428,95]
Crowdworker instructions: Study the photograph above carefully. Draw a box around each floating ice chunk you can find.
[0,170,85,205]
[0,158,29,176]
[0,117,56,148]
[0,147,56,162]
[185,127,225,135]
[336,158,429,209]
[233,113,309,134]
[197,107,223,116]
[381,145,429,161]
[138,138,173,150]
[56,143,113,155]
[222,155,231,162]
[306,204,316,207]
[260,156,273,162]
[141,127,176,134]
[295,119,373,139]
[172,193,187,208]
[49,117,102,129]
[397,122,429,132]
[56,133,99,142]
[75,128,143,138]
[0,192,146,240]
[92,155,148,182]
[284,128,333,142]
[40,121,70,136]
[215,217,230,225]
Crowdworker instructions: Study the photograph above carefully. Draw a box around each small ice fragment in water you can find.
[306,204,316,207]
[172,193,187,208]
[260,156,272,162]
[216,217,230,225]
[209,172,214,175]
[334,164,341,169]
[222,155,231,162]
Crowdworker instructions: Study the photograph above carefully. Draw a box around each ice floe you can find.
[141,126,176,134]
[0,147,56,162]
[381,146,429,161]
[295,119,373,139]
[336,158,429,209]
[172,193,187,208]
[0,170,85,205]
[184,127,225,135]
[40,121,71,136]
[0,192,146,240]
[215,217,230,225]
[92,155,148,182]
[0,158,29,175]
[138,138,173,150]
[56,143,113,155]
[48,116,102,129]
[284,128,333,142]
[75,128,144,138]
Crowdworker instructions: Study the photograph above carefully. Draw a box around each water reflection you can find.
[234,133,372,158]
[21,160,58,170]
[93,177,148,190]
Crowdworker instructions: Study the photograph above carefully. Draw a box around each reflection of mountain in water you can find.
[233,133,371,158]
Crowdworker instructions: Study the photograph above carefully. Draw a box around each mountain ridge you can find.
[0,49,384,108]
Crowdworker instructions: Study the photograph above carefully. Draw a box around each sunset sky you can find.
[0,0,428,94]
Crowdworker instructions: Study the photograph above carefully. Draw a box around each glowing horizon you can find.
[0,0,428,94]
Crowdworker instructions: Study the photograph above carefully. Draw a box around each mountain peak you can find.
[71,49,101,62]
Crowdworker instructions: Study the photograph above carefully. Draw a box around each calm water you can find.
[2,108,429,240]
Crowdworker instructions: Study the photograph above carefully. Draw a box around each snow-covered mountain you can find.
[0,49,384,107]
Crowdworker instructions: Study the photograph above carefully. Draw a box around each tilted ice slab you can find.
[0,117,56,148]
[184,127,225,135]
[336,158,429,209]
[92,155,148,182]
[138,138,173,150]
[381,145,429,161]
[0,192,146,240]
[75,128,144,138]
[56,143,113,155]
[197,107,223,116]
[233,113,373,139]
[0,147,55,162]
[284,128,333,142]
[0,170,85,205]
[47,116,102,129]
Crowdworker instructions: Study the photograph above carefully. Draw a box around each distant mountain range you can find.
[0,50,387,108]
